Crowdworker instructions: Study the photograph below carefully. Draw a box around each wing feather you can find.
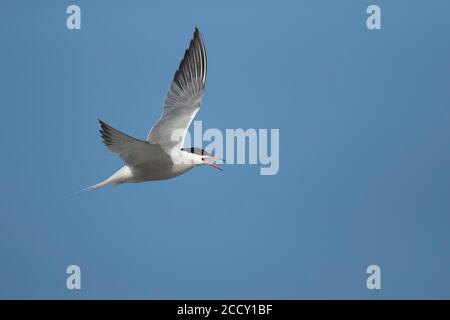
[99,119,168,167]
[146,28,207,153]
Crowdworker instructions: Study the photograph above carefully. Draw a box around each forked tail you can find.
[81,179,114,192]
[80,166,133,192]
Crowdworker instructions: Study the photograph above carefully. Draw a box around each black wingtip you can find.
[98,119,106,131]
[97,119,111,146]
[194,27,203,39]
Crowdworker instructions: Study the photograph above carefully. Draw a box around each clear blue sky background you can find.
[1,0,449,299]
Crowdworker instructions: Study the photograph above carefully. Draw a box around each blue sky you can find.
[0,0,450,299]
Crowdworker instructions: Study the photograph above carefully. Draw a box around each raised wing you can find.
[146,28,207,154]
[99,119,169,167]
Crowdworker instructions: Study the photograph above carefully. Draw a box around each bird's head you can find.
[181,147,224,171]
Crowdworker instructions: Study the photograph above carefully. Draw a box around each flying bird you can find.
[85,28,221,190]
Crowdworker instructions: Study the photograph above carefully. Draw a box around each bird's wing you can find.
[146,28,207,154]
[99,119,169,167]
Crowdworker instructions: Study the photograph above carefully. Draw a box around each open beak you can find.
[203,159,223,171]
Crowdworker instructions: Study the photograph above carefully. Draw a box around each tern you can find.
[85,28,221,190]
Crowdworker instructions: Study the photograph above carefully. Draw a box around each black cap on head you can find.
[181,147,212,157]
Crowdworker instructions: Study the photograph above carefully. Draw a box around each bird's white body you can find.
[85,28,222,191]
[87,150,203,189]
